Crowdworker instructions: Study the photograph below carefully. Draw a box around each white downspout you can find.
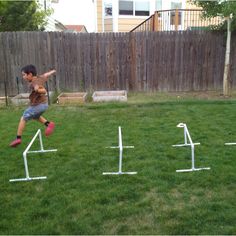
[113,0,118,32]
[150,0,155,15]
[102,0,105,32]
[93,0,98,32]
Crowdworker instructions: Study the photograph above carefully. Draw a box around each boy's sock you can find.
[44,121,50,127]
[17,135,21,139]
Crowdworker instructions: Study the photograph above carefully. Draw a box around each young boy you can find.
[10,64,56,147]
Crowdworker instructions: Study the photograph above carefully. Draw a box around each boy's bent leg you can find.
[10,117,26,147]
[17,117,26,136]
[38,116,47,124]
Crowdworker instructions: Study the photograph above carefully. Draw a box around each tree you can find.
[192,0,235,96]
[0,1,52,32]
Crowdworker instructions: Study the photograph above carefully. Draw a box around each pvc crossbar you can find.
[225,142,236,145]
[103,126,137,175]
[9,129,57,182]
[172,123,210,172]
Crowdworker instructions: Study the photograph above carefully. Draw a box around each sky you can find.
[51,0,95,32]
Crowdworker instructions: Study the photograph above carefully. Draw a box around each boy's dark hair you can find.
[21,64,37,76]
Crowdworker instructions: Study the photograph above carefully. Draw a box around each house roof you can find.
[65,25,88,33]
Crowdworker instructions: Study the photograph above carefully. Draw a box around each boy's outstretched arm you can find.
[42,69,56,78]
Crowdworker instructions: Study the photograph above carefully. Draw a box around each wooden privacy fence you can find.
[0,30,235,96]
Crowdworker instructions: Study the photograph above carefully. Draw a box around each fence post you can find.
[54,74,60,94]
[16,76,20,94]
[151,15,154,31]
[175,9,179,31]
[45,82,50,105]
[153,11,159,31]
[4,79,8,106]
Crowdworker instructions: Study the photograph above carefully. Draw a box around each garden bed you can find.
[92,90,127,102]
[11,92,54,105]
[0,96,7,105]
[57,92,87,104]
[11,93,30,105]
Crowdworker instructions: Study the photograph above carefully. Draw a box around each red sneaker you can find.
[45,122,55,136]
[10,138,21,147]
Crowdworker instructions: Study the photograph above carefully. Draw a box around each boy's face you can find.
[22,72,33,82]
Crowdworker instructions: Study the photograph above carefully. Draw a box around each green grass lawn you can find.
[0,92,236,234]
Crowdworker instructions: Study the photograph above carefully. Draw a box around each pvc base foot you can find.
[103,172,137,175]
[27,149,57,154]
[9,176,47,182]
[176,167,210,172]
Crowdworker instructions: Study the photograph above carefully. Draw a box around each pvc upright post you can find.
[103,126,137,175]
[118,126,123,173]
[23,152,30,179]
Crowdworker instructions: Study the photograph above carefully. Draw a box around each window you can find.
[155,0,162,11]
[105,3,112,16]
[119,0,150,16]
[170,2,182,25]
[171,2,182,9]
[119,0,133,15]
[104,0,113,17]
[135,1,149,16]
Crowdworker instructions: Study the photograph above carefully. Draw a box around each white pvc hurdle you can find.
[9,129,57,182]
[172,123,210,172]
[103,126,137,175]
